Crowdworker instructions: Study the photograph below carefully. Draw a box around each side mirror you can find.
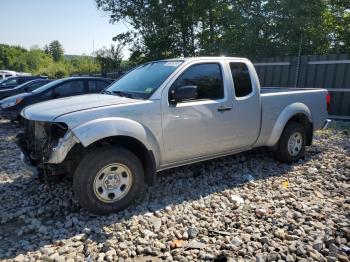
[170,85,198,104]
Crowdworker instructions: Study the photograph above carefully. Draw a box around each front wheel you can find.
[273,121,306,163]
[73,146,144,214]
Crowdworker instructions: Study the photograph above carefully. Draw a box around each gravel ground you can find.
[0,119,349,262]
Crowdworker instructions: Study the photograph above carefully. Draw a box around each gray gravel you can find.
[0,119,349,262]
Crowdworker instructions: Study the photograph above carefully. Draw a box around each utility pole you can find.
[294,35,302,88]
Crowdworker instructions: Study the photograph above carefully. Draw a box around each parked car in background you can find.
[0,70,32,79]
[0,76,48,90]
[0,79,52,100]
[0,77,113,121]
[0,70,17,79]
[17,57,329,214]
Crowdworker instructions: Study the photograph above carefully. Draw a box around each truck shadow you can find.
[0,141,325,260]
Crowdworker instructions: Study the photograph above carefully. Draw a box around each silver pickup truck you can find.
[17,57,329,214]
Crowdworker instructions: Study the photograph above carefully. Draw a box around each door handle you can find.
[217,105,232,112]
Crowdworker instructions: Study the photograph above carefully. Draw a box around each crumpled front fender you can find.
[71,117,161,166]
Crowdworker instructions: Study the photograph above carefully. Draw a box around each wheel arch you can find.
[287,113,313,146]
[267,102,313,147]
[82,135,157,185]
[69,117,161,185]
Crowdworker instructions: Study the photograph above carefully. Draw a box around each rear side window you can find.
[55,80,85,96]
[171,63,224,101]
[88,80,110,92]
[230,62,252,97]
[18,78,29,84]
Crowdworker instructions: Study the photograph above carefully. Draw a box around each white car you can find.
[0,70,16,79]
[0,70,31,79]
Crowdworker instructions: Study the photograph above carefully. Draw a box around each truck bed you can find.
[260,87,322,94]
[255,87,328,147]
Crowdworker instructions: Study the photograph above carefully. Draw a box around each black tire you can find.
[273,121,306,163]
[73,146,144,214]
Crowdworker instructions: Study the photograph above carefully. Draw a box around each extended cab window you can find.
[171,63,224,101]
[230,62,252,97]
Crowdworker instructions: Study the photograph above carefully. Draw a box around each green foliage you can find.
[0,44,101,78]
[93,44,123,74]
[48,40,64,62]
[69,56,100,73]
[96,0,350,61]
[324,0,350,53]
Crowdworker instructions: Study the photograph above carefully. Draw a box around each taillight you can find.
[326,92,331,112]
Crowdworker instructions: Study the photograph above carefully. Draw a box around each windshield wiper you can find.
[102,90,112,95]
[111,90,135,98]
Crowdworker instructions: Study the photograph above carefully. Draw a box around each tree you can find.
[96,0,349,60]
[70,56,100,74]
[324,0,350,53]
[48,40,64,62]
[0,43,101,78]
[96,0,197,62]
[93,44,124,74]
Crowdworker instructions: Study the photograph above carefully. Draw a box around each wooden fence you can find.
[253,54,350,119]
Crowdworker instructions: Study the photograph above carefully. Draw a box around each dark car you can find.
[0,76,48,90]
[0,77,114,121]
[0,79,52,100]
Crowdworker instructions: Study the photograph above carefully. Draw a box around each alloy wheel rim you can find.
[93,163,133,203]
[287,131,303,156]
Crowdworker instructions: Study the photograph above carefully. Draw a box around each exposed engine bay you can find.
[17,119,80,176]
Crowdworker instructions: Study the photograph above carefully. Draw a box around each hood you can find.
[1,92,32,102]
[21,94,138,122]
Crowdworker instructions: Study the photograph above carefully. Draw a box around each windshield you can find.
[105,60,183,99]
[13,80,35,90]
[32,78,65,93]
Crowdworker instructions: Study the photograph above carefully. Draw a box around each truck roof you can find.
[160,56,249,62]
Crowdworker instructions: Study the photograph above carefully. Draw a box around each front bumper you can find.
[16,121,80,177]
[47,131,78,164]
[322,119,332,129]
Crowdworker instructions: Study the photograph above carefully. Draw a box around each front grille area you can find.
[19,119,68,166]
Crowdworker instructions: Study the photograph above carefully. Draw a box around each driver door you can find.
[161,62,236,164]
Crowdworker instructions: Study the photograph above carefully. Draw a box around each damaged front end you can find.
[17,119,81,177]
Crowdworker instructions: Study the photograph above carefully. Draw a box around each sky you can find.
[0,0,130,57]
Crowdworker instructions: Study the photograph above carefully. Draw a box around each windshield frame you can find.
[104,60,184,99]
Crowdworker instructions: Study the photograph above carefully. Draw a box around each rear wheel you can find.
[73,146,144,214]
[273,121,306,163]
